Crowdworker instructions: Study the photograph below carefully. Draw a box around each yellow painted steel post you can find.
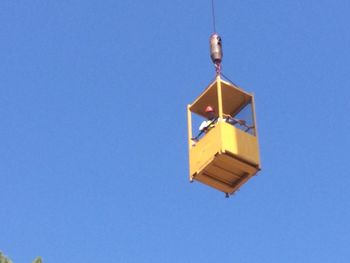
[251,95,261,170]
[216,75,223,119]
[251,95,257,136]
[187,105,194,181]
[187,105,192,151]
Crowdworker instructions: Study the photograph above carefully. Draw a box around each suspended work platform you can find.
[187,75,261,196]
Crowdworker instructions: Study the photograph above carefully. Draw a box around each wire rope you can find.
[211,0,217,33]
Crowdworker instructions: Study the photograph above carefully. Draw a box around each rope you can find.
[221,72,239,87]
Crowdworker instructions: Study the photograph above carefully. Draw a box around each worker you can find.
[192,106,218,141]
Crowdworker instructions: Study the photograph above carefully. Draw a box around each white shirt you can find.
[199,118,227,131]
[199,120,211,131]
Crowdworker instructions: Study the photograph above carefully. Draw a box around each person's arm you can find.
[223,113,246,126]
[192,121,207,141]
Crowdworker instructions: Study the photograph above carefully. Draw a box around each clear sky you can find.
[1,0,350,262]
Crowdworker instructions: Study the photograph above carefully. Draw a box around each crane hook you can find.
[210,33,223,75]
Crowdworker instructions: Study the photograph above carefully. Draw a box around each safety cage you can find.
[187,76,261,195]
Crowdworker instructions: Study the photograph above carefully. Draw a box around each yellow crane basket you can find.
[187,75,261,196]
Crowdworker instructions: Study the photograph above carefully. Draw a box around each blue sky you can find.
[1,0,350,262]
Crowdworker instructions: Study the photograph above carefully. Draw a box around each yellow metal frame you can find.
[187,75,261,194]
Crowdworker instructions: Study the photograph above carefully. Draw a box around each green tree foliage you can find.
[0,252,13,263]
[0,252,42,263]
[32,257,42,263]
